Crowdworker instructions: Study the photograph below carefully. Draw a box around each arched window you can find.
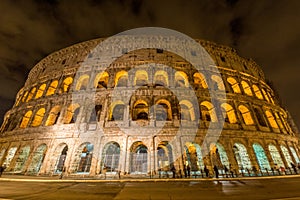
[200,101,217,122]
[238,105,254,125]
[115,71,128,87]
[265,110,279,129]
[61,77,73,93]
[261,88,270,102]
[154,70,168,87]
[20,111,33,128]
[193,72,208,89]
[109,101,125,121]
[155,99,172,121]
[26,87,36,102]
[46,80,58,96]
[252,85,263,99]
[220,103,237,123]
[227,77,241,93]
[35,84,46,99]
[94,72,109,89]
[233,143,252,171]
[175,71,189,87]
[133,100,149,120]
[31,108,46,127]
[211,75,225,90]
[252,143,271,171]
[75,75,90,90]
[45,106,61,126]
[63,104,80,124]
[21,91,29,102]
[179,100,196,121]
[269,144,284,167]
[241,81,253,96]
[89,105,102,122]
[134,70,148,86]
[253,107,267,127]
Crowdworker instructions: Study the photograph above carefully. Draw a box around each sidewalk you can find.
[1,173,300,183]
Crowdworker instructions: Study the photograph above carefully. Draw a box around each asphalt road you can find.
[1,177,300,200]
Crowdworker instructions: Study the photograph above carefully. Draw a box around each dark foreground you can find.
[1,177,300,200]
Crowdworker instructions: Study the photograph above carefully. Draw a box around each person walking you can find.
[171,165,176,178]
[214,165,219,178]
[204,165,209,177]
[229,164,235,177]
[224,166,229,177]
[0,165,3,177]
[291,163,297,174]
[186,164,191,178]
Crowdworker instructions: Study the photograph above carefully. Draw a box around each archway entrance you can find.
[14,146,30,172]
[185,142,204,172]
[281,145,293,167]
[54,145,68,173]
[3,147,17,168]
[210,143,229,169]
[233,143,252,172]
[157,141,173,171]
[130,142,148,174]
[101,142,120,173]
[253,143,270,171]
[74,143,94,173]
[289,147,300,164]
[27,144,47,174]
[269,144,284,168]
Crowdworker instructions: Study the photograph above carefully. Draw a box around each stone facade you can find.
[0,36,299,177]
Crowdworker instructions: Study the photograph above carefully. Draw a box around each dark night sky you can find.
[0,0,299,128]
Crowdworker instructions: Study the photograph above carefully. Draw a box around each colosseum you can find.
[0,30,299,178]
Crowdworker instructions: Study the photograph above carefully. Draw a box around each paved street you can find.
[1,176,300,199]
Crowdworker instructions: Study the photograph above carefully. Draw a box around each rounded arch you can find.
[109,101,125,121]
[227,77,241,93]
[21,91,29,102]
[71,142,94,173]
[200,101,217,122]
[265,110,279,129]
[31,108,46,127]
[211,75,225,90]
[179,100,196,121]
[45,105,61,126]
[35,84,47,99]
[46,80,58,96]
[210,143,229,169]
[2,146,18,168]
[261,88,270,102]
[26,87,36,102]
[51,143,68,173]
[238,105,254,125]
[289,146,300,164]
[61,77,73,93]
[184,142,204,171]
[241,81,253,96]
[101,141,121,172]
[130,141,148,173]
[175,71,189,87]
[233,143,252,171]
[63,104,80,124]
[154,70,169,86]
[94,71,109,88]
[27,144,47,174]
[20,110,33,128]
[134,70,148,86]
[193,72,208,89]
[252,84,264,99]
[220,103,237,123]
[133,100,149,120]
[115,70,128,87]
[75,74,90,90]
[268,144,284,168]
[252,143,271,171]
[155,99,172,121]
[157,141,174,170]
[14,145,31,172]
[280,145,293,167]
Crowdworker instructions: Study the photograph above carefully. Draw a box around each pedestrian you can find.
[224,166,229,177]
[0,165,3,177]
[103,165,107,179]
[59,166,66,179]
[291,163,297,174]
[214,165,219,178]
[183,165,187,178]
[229,164,234,177]
[179,169,182,178]
[186,164,191,177]
[298,163,300,171]
[204,165,209,177]
[171,165,176,178]
[118,170,121,179]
